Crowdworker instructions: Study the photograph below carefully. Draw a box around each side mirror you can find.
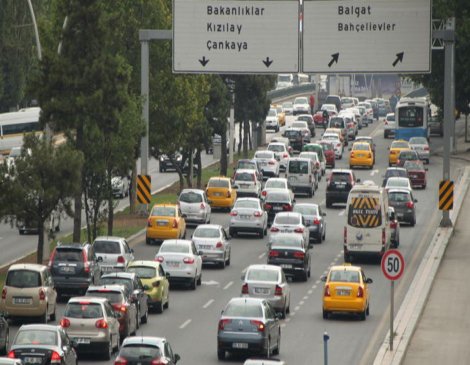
[198,251,203,256]
[165,272,171,278]
[175,354,181,363]
[414,199,418,203]
[322,212,327,217]
[181,214,187,218]
[71,340,78,349]
[232,185,238,190]
[320,275,327,282]
[97,256,103,263]
[366,278,373,284]
[356,178,361,183]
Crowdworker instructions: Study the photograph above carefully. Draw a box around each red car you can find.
[397,149,420,167]
[313,111,326,126]
[319,140,336,168]
[403,160,427,189]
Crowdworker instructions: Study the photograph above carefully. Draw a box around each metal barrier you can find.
[268,83,316,100]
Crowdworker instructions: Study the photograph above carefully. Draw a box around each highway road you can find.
[5,114,467,364]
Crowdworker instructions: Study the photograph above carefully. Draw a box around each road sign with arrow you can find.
[302,0,431,73]
[173,0,299,74]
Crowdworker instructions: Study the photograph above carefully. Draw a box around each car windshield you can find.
[6,270,41,288]
[93,241,121,254]
[392,141,409,149]
[255,152,273,159]
[193,227,220,238]
[265,180,286,189]
[409,137,427,144]
[160,243,190,253]
[293,205,318,216]
[86,290,123,304]
[208,179,229,188]
[127,266,156,279]
[64,302,103,319]
[246,269,279,282]
[389,191,412,202]
[234,200,259,209]
[274,216,301,225]
[331,173,351,183]
[268,144,284,152]
[119,345,162,360]
[330,118,345,128]
[100,277,132,293]
[399,151,418,159]
[151,206,176,217]
[329,270,360,283]
[386,114,395,122]
[14,330,57,346]
[234,172,254,182]
[266,192,289,203]
[268,109,276,117]
[54,248,83,262]
[179,191,203,203]
[224,303,263,317]
[288,160,309,173]
[353,144,369,151]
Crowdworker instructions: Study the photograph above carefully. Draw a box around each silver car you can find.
[293,203,327,244]
[261,177,294,202]
[93,236,134,273]
[111,176,129,198]
[408,136,430,163]
[192,224,231,268]
[241,264,290,318]
[178,189,211,225]
[254,150,280,179]
[233,169,262,198]
[267,142,290,171]
[217,297,281,360]
[229,198,268,238]
[269,212,310,245]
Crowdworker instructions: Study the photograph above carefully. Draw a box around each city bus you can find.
[0,107,41,155]
[394,97,431,141]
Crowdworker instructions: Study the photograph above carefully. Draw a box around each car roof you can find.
[227,297,265,306]
[122,336,166,347]
[355,136,373,141]
[293,202,319,208]
[331,168,353,173]
[386,167,407,172]
[161,239,192,246]
[68,296,109,304]
[8,263,46,272]
[17,324,59,332]
[387,176,410,181]
[329,264,362,272]
[246,264,282,272]
[94,236,126,241]
[101,272,136,279]
[234,169,256,174]
[87,284,127,293]
[268,142,285,146]
[128,260,161,268]
[274,212,302,218]
[180,188,205,194]
[266,177,287,183]
[208,176,230,181]
[194,224,223,230]
[288,157,312,162]
[235,197,261,202]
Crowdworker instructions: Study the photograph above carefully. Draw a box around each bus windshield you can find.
[398,106,424,128]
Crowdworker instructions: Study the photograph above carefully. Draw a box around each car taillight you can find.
[250,320,265,332]
[254,211,262,217]
[226,191,231,198]
[117,256,125,264]
[265,203,272,210]
[424,146,429,151]
[60,318,70,328]
[218,319,232,330]
[39,288,46,301]
[150,359,167,365]
[48,248,57,267]
[229,211,238,216]
[215,242,223,249]
[313,218,320,225]
[344,227,347,244]
[114,357,129,365]
[283,204,292,211]
[390,221,397,229]
[200,203,206,209]
[51,351,62,364]
[350,152,355,158]
[155,256,164,262]
[7,350,15,358]
[1,288,6,300]
[275,285,283,296]
[406,201,414,209]
[357,286,364,298]
[293,251,305,259]
[384,120,388,125]
[368,153,372,158]
[324,284,331,297]
[269,250,280,257]
[113,304,128,313]
[294,227,304,233]
[270,227,279,232]
[269,160,276,165]
[283,153,289,158]
[183,257,195,264]
[95,319,108,329]
[261,191,267,196]
[336,143,341,147]
[172,219,178,229]
[82,250,90,273]
[147,219,152,227]
[242,283,249,294]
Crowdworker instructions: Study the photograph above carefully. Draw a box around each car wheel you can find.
[322,309,329,319]
[266,337,271,358]
[300,269,308,282]
[220,257,226,269]
[280,305,287,319]
[135,309,140,329]
[190,277,197,290]
[217,349,225,360]
[156,300,164,314]
[326,199,332,208]
[344,253,353,263]
[0,329,8,355]
[197,272,202,285]
[146,237,151,245]
[104,338,112,360]
[273,331,281,355]
[410,216,416,227]
[226,250,231,266]
[50,304,56,322]
[360,309,367,321]
[259,228,264,239]
[141,307,148,324]
[366,303,370,316]
[164,293,170,308]
[182,229,187,239]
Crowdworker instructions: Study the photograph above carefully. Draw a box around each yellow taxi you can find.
[349,142,374,169]
[127,260,170,313]
[272,104,286,127]
[321,264,373,320]
[146,204,186,245]
[206,176,237,210]
[388,140,411,166]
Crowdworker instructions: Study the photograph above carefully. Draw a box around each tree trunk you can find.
[195,148,202,188]
[238,122,242,154]
[37,221,45,264]
[220,129,228,176]
[243,120,249,158]
[73,126,83,242]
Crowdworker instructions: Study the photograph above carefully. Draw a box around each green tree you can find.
[0,134,83,263]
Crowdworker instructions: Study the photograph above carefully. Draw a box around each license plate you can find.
[411,174,418,178]
[259,162,267,166]
[61,266,75,273]
[13,297,32,305]
[240,215,251,220]
[357,154,364,157]
[167,261,180,268]
[199,245,212,250]
[335,184,345,189]
[101,266,114,272]
[74,337,91,344]
[240,184,249,188]
[288,176,296,181]
[349,244,362,249]
[397,213,404,218]
[254,287,269,294]
[273,206,282,211]
[336,289,351,296]
[232,342,249,349]
[280,264,292,269]
[214,192,223,196]
[157,220,168,226]
[24,357,43,364]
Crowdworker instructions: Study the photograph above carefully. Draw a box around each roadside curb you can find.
[373,166,470,365]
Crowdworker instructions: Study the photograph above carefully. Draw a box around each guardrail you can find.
[268,83,316,100]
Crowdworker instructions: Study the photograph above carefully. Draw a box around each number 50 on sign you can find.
[381,249,405,281]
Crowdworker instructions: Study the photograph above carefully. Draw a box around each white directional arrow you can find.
[202,280,220,286]
[370,169,379,176]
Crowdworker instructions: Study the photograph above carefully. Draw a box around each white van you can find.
[276,74,293,89]
[343,183,392,263]
[286,157,316,197]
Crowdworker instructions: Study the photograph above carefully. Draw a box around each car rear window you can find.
[86,290,124,304]
[224,303,263,317]
[151,206,176,217]
[270,235,303,247]
[265,192,289,203]
[352,144,369,151]
[160,243,190,253]
[284,130,301,138]
[119,344,162,359]
[255,152,273,159]
[330,117,345,128]
[385,169,408,178]
[64,302,103,319]
[93,240,121,254]
[54,248,83,262]
[331,173,351,183]
[238,161,256,170]
[6,270,41,288]
[388,192,411,202]
[329,270,360,283]
[274,216,301,225]
[179,191,203,203]
[100,277,133,293]
[268,144,284,152]
[234,172,254,182]
[234,200,259,209]
[297,115,313,122]
[347,195,382,228]
[208,179,229,188]
[193,227,220,238]
[14,330,57,346]
[293,205,318,216]
[127,266,156,279]
[404,161,424,170]
[288,160,309,174]
[246,269,279,282]
[399,151,418,159]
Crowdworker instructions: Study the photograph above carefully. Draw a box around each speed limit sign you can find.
[381,249,405,281]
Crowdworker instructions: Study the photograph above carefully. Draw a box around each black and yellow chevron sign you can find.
[439,180,454,211]
[349,197,381,228]
[136,174,151,204]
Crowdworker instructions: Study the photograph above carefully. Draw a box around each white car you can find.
[265,108,280,132]
[358,101,374,123]
[384,112,396,138]
[321,103,338,116]
[408,136,430,163]
[178,189,211,225]
[385,177,413,192]
[254,150,280,179]
[233,169,262,197]
[155,239,203,290]
[341,97,355,109]
[321,133,343,159]
[267,142,290,171]
[282,101,293,115]
[192,224,231,268]
[261,177,294,201]
[293,96,309,115]
[111,176,130,198]
[92,236,135,273]
[269,212,310,245]
[229,198,268,238]
[290,121,311,142]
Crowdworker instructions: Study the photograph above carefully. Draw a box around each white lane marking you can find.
[313,285,317,290]
[258,252,266,259]
[290,312,296,317]
[308,290,313,294]
[285,317,291,323]
[370,169,379,176]
[203,299,214,309]
[223,281,233,290]
[330,261,336,266]
[336,253,342,258]
[294,306,300,311]
[179,319,192,329]
[241,267,248,274]
[303,296,308,300]
[281,323,287,328]
[202,280,219,286]
[299,301,304,306]
[338,210,345,216]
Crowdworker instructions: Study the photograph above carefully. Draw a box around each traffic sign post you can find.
[381,249,405,351]
[302,0,431,73]
[173,0,299,73]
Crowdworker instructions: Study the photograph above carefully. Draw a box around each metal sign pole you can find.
[323,331,329,365]
[390,280,394,351]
